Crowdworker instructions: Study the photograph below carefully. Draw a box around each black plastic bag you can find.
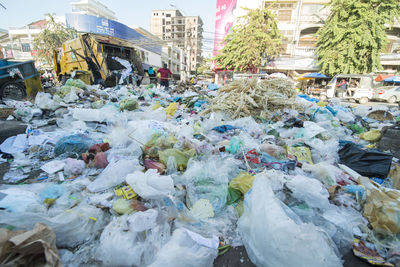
[338,143,393,178]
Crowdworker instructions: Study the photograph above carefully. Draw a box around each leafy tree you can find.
[214,7,283,73]
[316,0,400,76]
[33,14,77,65]
[197,58,212,75]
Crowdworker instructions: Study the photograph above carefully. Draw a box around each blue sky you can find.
[0,0,217,54]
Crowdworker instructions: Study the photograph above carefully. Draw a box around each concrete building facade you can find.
[150,9,203,73]
[266,0,400,73]
[214,0,400,75]
[132,26,186,79]
[0,19,46,62]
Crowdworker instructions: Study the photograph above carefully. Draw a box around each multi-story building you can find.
[264,0,400,73]
[132,26,187,79]
[214,0,400,76]
[0,19,46,61]
[70,0,117,21]
[150,9,203,73]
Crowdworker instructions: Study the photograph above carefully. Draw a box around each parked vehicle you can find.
[324,74,376,104]
[53,33,144,87]
[373,86,400,103]
[0,59,42,100]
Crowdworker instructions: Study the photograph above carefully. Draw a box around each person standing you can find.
[148,66,157,85]
[157,63,172,89]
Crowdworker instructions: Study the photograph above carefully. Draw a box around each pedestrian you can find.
[336,79,348,97]
[148,66,157,85]
[157,63,172,89]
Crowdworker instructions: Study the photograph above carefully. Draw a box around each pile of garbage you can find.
[204,78,300,119]
[0,77,399,267]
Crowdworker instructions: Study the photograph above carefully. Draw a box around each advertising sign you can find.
[66,13,161,55]
[213,0,238,57]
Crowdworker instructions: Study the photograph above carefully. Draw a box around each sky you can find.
[0,0,217,56]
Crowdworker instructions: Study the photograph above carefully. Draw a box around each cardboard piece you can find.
[0,223,62,267]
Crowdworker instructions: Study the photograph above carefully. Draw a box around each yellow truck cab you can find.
[53,33,144,87]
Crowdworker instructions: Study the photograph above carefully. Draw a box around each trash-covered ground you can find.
[0,77,400,267]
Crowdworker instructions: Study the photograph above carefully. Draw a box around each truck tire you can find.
[0,81,27,100]
[388,95,397,104]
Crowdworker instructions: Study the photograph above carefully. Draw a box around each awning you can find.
[376,74,393,82]
[303,72,328,78]
[383,76,400,84]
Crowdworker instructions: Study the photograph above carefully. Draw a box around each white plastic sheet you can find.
[126,169,174,199]
[87,159,142,192]
[238,171,342,267]
[149,228,218,267]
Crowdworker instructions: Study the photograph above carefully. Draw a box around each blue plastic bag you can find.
[54,134,94,156]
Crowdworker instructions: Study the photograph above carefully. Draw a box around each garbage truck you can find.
[0,59,42,100]
[53,33,144,87]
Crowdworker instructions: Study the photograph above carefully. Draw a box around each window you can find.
[301,4,323,15]
[21,43,31,52]
[162,13,164,15]
[166,14,171,17]
[278,10,292,21]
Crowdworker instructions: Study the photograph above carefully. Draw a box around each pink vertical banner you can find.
[213,0,237,57]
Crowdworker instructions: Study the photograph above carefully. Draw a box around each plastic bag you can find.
[148,228,218,267]
[127,209,158,232]
[65,78,87,89]
[112,198,134,214]
[260,143,286,159]
[87,159,142,192]
[35,92,59,110]
[165,102,177,117]
[338,143,393,178]
[184,157,238,215]
[40,160,65,174]
[158,148,196,170]
[302,162,343,187]
[72,108,104,122]
[300,121,326,139]
[287,146,313,164]
[0,203,105,248]
[54,134,94,156]
[39,184,65,203]
[238,171,342,267]
[190,198,215,219]
[226,187,242,205]
[144,159,166,174]
[63,158,85,176]
[229,172,255,194]
[0,134,28,154]
[126,169,174,199]
[63,89,79,103]
[96,214,170,266]
[0,187,43,213]
[285,175,330,210]
[359,177,400,234]
[119,98,138,111]
[359,130,381,142]
[225,136,243,154]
